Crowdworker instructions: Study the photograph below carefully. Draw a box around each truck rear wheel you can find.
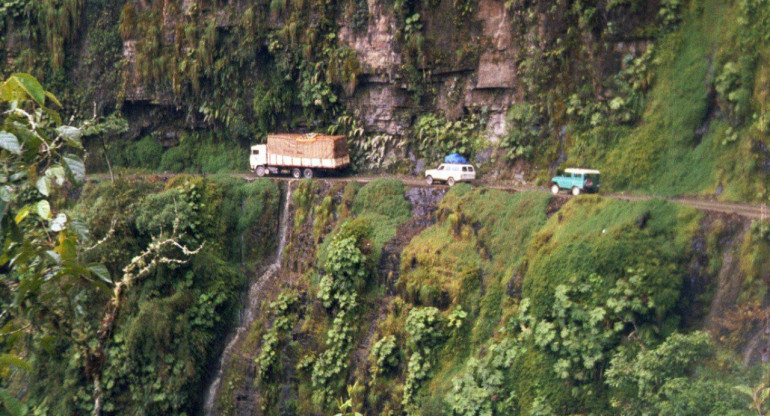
[571,186,581,196]
[303,168,314,179]
[426,176,434,185]
[447,177,456,187]
[256,166,266,177]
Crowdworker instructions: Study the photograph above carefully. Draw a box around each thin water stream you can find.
[202,181,293,415]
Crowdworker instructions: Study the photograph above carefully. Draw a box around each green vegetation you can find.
[565,0,767,201]
[21,175,280,415]
[413,112,487,163]
[226,180,767,416]
[4,1,770,414]
[1,0,766,202]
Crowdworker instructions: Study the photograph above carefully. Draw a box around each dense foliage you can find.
[3,0,770,414]
[1,0,767,202]
[15,175,280,415]
[214,181,769,416]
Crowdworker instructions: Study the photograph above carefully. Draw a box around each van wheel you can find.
[292,168,301,179]
[256,166,266,177]
[303,168,314,179]
[426,176,434,185]
[447,177,456,187]
[571,186,581,196]
[550,184,560,195]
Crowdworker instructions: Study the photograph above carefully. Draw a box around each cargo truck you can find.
[250,133,351,178]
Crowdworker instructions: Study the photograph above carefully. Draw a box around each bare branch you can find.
[84,218,117,252]
[90,218,204,416]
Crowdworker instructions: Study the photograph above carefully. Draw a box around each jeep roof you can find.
[563,168,600,175]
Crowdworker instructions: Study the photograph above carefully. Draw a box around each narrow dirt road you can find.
[236,174,768,220]
[91,172,768,220]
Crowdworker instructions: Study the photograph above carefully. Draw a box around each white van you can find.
[425,163,476,186]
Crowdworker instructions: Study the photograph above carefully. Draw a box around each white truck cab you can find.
[250,145,267,172]
[425,163,476,186]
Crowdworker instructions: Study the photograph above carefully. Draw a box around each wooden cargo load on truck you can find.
[267,133,350,169]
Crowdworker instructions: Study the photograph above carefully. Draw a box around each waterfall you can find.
[202,181,294,415]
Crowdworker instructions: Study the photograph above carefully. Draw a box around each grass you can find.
[578,0,766,202]
[522,196,700,317]
[318,179,412,267]
[395,187,706,415]
[514,196,701,414]
[87,134,249,174]
[397,185,551,414]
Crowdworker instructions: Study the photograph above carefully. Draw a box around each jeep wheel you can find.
[571,186,581,196]
[303,168,314,179]
[447,177,456,187]
[292,168,301,179]
[256,166,266,177]
[550,184,560,195]
[426,176,434,185]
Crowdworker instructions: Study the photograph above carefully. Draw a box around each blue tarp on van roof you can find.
[444,153,468,164]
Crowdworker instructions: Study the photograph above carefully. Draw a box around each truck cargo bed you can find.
[267,134,350,168]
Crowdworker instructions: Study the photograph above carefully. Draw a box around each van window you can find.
[468,166,474,172]
[252,149,259,155]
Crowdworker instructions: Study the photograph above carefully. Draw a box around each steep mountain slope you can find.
[1,0,766,200]
[10,174,767,415]
[206,179,767,416]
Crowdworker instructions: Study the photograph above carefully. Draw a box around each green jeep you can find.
[550,168,601,196]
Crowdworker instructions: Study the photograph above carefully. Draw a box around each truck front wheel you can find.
[292,168,301,179]
[550,184,560,195]
[256,166,266,177]
[426,176,434,185]
[303,168,314,179]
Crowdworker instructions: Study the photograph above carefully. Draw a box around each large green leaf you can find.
[13,206,30,224]
[10,122,41,161]
[49,213,67,232]
[36,200,51,219]
[44,91,62,108]
[35,176,49,197]
[56,126,83,148]
[0,186,11,202]
[88,263,112,284]
[0,73,45,107]
[0,132,21,155]
[63,154,85,183]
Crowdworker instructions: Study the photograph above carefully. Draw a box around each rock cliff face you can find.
[113,0,652,144]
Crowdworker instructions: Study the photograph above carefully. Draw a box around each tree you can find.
[0,73,94,415]
[0,74,203,416]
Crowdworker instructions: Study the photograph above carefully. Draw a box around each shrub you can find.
[369,335,400,375]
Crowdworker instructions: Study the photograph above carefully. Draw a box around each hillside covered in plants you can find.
[201,178,769,416]
[0,0,767,200]
[1,0,770,415]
